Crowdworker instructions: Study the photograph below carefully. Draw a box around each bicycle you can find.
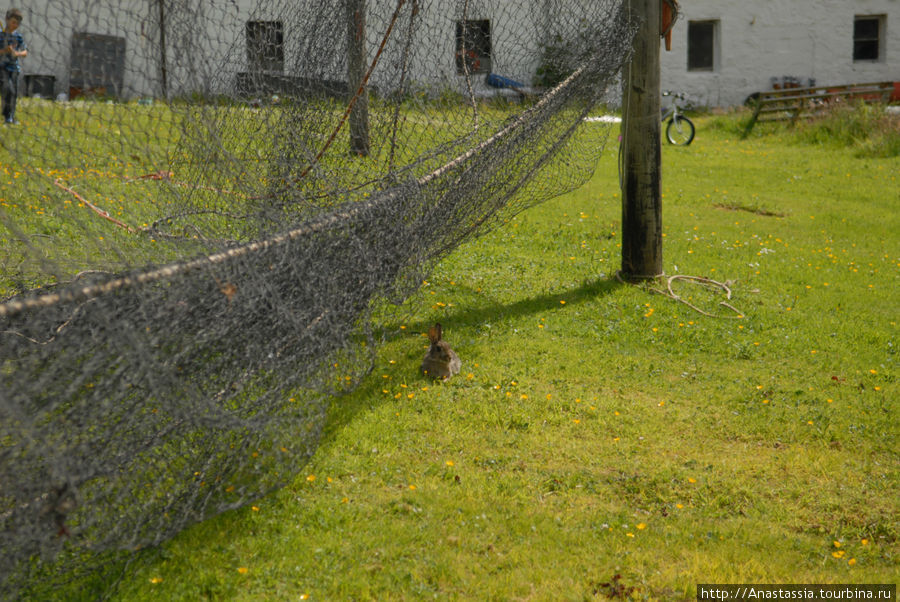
[661,90,695,145]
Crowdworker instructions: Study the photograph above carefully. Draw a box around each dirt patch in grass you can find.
[712,201,787,218]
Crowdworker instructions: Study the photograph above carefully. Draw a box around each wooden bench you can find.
[742,81,896,138]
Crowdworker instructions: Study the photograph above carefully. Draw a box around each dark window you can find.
[853,15,883,61]
[70,32,127,98]
[455,20,491,74]
[687,20,716,71]
[247,21,284,72]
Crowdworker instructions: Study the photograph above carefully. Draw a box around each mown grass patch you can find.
[7,107,899,600]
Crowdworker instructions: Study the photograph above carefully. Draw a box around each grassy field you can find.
[6,104,899,599]
[0,97,594,294]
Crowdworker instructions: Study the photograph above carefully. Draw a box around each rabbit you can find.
[420,323,461,380]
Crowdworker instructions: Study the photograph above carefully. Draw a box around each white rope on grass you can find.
[617,271,747,319]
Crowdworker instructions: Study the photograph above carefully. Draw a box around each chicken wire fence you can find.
[0,0,635,596]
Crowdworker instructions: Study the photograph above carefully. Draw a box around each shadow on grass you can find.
[320,274,623,438]
[25,276,625,600]
[393,274,624,336]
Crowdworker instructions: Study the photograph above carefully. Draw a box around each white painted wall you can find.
[660,0,900,107]
[20,1,246,98]
[15,1,899,106]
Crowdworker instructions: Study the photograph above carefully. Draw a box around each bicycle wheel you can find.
[666,115,695,145]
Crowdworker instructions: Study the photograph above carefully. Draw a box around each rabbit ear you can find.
[428,323,442,343]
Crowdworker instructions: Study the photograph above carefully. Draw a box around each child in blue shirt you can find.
[1,8,27,124]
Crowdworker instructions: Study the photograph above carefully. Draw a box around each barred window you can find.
[247,21,284,72]
[853,15,885,62]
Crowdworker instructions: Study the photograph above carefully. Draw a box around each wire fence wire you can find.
[0,0,635,596]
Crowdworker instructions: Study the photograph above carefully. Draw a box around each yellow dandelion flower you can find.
[237,567,249,574]
[150,577,163,584]
[636,523,647,530]
[307,474,316,482]
[848,558,856,566]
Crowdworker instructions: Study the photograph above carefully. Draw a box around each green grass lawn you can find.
[8,107,899,600]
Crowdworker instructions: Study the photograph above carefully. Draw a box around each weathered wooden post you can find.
[346,0,370,156]
[620,0,662,280]
[158,0,168,98]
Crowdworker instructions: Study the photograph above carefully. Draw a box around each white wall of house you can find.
[15,1,899,106]
[16,1,558,100]
[660,0,900,107]
[20,1,247,98]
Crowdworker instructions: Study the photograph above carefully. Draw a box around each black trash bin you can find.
[24,74,56,98]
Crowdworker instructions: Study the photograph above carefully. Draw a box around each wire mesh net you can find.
[1,0,635,596]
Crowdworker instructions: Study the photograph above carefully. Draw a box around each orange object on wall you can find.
[661,0,678,51]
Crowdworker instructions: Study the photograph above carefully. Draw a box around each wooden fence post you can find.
[620,0,662,280]
[347,0,370,156]
[158,0,168,99]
